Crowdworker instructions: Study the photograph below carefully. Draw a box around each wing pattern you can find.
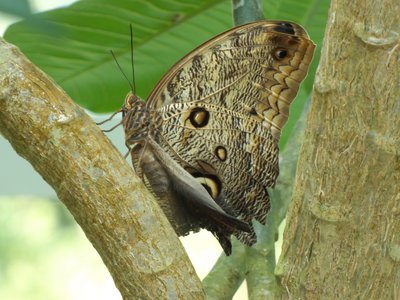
[144,21,315,245]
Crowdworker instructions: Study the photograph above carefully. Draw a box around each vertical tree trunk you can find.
[276,0,399,298]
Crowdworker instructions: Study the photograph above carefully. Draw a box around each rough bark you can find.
[276,0,400,298]
[0,38,205,299]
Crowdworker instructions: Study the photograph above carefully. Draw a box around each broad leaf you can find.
[5,0,232,111]
[4,0,329,148]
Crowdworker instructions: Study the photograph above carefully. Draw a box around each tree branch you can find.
[0,38,204,299]
[202,238,248,300]
[276,0,400,297]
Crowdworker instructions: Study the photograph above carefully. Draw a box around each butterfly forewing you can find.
[121,20,315,251]
[140,21,315,245]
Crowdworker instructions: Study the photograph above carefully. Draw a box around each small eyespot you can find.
[274,48,288,60]
[189,107,210,128]
[215,146,227,162]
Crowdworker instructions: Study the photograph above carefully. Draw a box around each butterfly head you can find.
[121,92,154,145]
[122,91,143,115]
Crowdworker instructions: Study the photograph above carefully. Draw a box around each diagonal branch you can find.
[0,38,204,300]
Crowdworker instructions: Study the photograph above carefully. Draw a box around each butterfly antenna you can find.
[130,24,137,94]
[110,50,135,92]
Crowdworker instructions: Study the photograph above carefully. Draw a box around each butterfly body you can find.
[122,94,161,145]
[121,20,315,254]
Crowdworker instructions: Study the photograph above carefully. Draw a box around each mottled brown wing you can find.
[146,20,315,244]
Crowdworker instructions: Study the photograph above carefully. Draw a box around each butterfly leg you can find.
[101,120,124,133]
[96,108,122,126]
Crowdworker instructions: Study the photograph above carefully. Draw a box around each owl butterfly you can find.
[112,20,315,255]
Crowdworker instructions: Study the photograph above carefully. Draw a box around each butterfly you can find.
[108,20,315,255]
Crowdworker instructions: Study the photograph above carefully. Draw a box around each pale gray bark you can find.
[276,0,400,298]
[0,39,205,300]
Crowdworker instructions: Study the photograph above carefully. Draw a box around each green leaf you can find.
[5,0,232,112]
[4,0,328,122]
